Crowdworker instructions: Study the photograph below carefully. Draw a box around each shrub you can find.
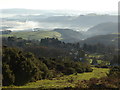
[76,68,84,73]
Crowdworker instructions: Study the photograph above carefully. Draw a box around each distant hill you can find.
[80,34,119,47]
[72,15,117,26]
[84,22,118,38]
[2,9,117,32]
[54,29,83,43]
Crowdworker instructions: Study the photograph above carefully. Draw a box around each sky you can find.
[0,0,119,12]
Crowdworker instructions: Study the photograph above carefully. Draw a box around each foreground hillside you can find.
[3,67,109,89]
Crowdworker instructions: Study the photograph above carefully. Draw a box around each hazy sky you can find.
[0,0,119,12]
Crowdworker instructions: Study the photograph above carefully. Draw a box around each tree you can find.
[2,47,49,86]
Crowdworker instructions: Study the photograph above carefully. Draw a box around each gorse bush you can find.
[2,64,15,86]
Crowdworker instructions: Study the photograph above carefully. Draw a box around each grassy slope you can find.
[3,67,109,89]
[1,31,62,40]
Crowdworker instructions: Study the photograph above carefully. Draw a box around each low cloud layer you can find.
[1,20,92,32]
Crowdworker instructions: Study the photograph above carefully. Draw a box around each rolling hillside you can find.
[2,31,61,40]
[84,22,118,38]
[54,29,83,43]
[80,34,119,46]
[2,29,83,43]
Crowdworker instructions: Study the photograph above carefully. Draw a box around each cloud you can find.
[2,20,40,31]
[1,20,93,32]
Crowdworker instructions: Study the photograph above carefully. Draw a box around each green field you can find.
[3,67,109,89]
[1,31,62,40]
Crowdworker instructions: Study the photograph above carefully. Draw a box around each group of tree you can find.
[82,43,115,54]
[2,47,51,86]
[2,37,85,60]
